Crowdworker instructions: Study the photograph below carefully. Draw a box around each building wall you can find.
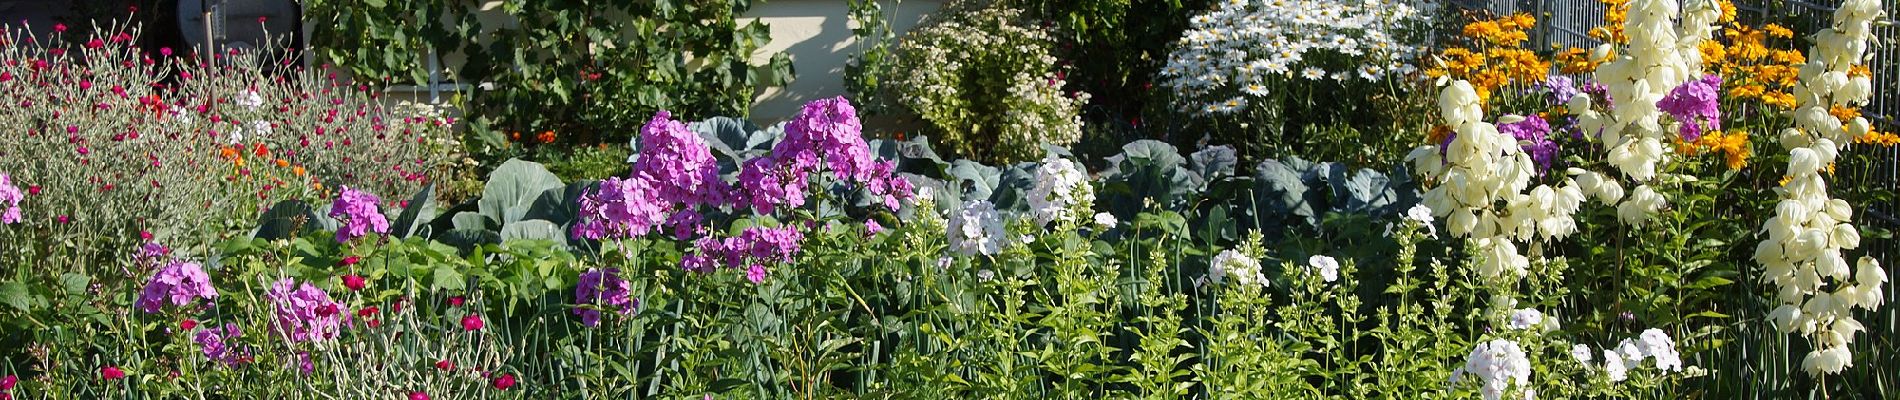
[739,0,944,123]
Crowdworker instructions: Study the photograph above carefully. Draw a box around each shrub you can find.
[883,0,1089,164]
[303,0,794,154]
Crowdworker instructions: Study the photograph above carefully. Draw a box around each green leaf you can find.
[0,282,34,312]
[432,267,467,292]
[390,184,437,238]
[479,159,566,226]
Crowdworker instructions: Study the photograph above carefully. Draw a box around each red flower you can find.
[2,374,17,389]
[492,373,517,390]
[52,24,65,33]
[407,392,429,400]
[356,306,379,318]
[85,38,103,49]
[434,359,453,371]
[448,296,464,307]
[180,319,197,331]
[25,186,37,196]
[461,314,484,332]
[140,231,153,240]
[341,274,366,291]
[340,256,361,266]
[100,365,124,380]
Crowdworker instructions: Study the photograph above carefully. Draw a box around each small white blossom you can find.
[1210,249,1266,287]
[1570,344,1593,363]
[1507,308,1543,330]
[947,200,1005,256]
[1308,255,1339,283]
[236,89,264,109]
[1459,339,1532,400]
[1092,212,1117,230]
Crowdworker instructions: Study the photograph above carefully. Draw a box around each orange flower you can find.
[1829,105,1861,122]
[218,146,239,161]
[510,131,521,142]
[292,166,306,177]
[275,158,290,168]
[1762,23,1793,39]
[537,130,557,144]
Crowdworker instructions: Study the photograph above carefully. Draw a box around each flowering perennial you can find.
[1207,249,1265,287]
[194,323,246,366]
[266,278,345,343]
[682,226,805,278]
[947,200,1006,257]
[1162,0,1428,114]
[1026,154,1093,226]
[1452,339,1532,400]
[0,173,20,224]
[574,268,636,327]
[135,259,219,314]
[329,186,390,243]
[1753,0,1888,376]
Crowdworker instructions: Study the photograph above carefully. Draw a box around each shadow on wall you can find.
[743,0,943,124]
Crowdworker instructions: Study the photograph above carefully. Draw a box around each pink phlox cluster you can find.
[266,278,345,343]
[328,186,389,243]
[1657,74,1723,142]
[573,268,637,327]
[0,173,21,224]
[135,259,218,314]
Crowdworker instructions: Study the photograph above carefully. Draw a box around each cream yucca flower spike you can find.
[1569,0,1718,227]
[1755,0,1888,376]
[1409,81,1584,284]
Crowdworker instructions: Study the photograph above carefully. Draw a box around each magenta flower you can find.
[461,314,484,332]
[574,268,636,327]
[99,366,123,380]
[864,219,884,235]
[746,265,769,284]
[341,274,367,291]
[328,186,389,243]
[266,278,344,343]
[730,97,913,213]
[135,259,218,314]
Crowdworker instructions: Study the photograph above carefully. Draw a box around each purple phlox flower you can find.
[1579,80,1612,110]
[0,173,23,224]
[864,219,884,235]
[194,323,246,366]
[1534,76,1581,107]
[295,351,314,375]
[135,259,218,314]
[571,176,666,240]
[328,186,389,243]
[746,265,768,284]
[682,225,804,279]
[1497,114,1559,175]
[732,97,914,213]
[1657,74,1723,142]
[265,278,344,343]
[136,241,171,268]
[626,111,729,238]
[574,268,637,327]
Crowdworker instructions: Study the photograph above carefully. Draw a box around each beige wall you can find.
[742,0,943,123]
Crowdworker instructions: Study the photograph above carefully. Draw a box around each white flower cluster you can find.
[892,4,1087,162]
[947,200,1006,257]
[1027,154,1095,226]
[1754,0,1887,376]
[1452,339,1533,400]
[1159,0,1430,115]
[1571,0,1720,226]
[1580,328,1683,382]
[1206,249,1266,287]
[1409,82,1584,281]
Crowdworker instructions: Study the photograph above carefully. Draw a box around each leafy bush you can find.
[303,0,794,153]
[877,0,1089,164]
